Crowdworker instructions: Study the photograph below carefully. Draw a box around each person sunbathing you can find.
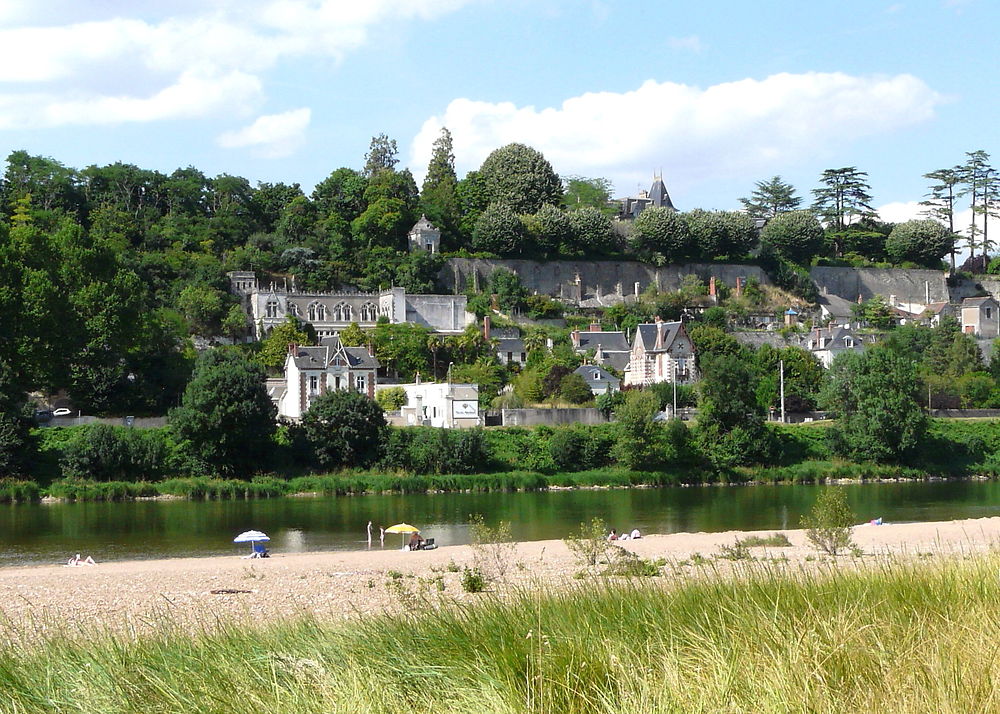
[66,554,96,566]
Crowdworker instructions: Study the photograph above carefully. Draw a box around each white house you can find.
[573,364,620,395]
[806,326,865,368]
[961,296,1000,337]
[228,272,473,339]
[623,318,697,387]
[272,336,380,420]
[379,380,480,428]
[407,215,441,254]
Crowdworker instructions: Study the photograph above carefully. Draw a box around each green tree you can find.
[821,348,926,462]
[696,352,771,468]
[473,204,526,256]
[559,373,593,404]
[450,359,507,405]
[478,143,562,214]
[176,284,227,335]
[521,203,571,258]
[312,167,367,229]
[375,386,407,411]
[801,488,857,556]
[852,296,896,331]
[363,133,399,177]
[562,176,613,213]
[885,219,953,267]
[739,176,802,218]
[610,389,662,470]
[759,210,824,264]
[628,206,693,264]
[455,170,490,242]
[921,167,961,271]
[957,150,993,262]
[420,127,459,248]
[170,349,277,475]
[221,303,248,341]
[301,390,387,469]
[256,317,312,372]
[684,209,757,260]
[811,167,876,232]
[568,207,618,256]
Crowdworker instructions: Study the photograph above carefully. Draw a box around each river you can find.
[2,480,999,566]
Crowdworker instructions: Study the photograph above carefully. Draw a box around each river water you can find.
[2,480,1000,566]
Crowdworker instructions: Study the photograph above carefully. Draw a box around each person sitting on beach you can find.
[408,532,425,551]
[630,528,642,540]
[607,529,618,542]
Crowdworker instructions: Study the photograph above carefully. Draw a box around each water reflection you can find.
[1,481,999,566]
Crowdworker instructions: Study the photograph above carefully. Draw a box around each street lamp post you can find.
[779,359,785,424]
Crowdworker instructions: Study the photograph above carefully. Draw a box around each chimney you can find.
[367,340,374,357]
[288,342,297,355]
[889,294,896,307]
[571,329,581,348]
[589,322,601,332]
[483,315,491,340]
[735,277,742,297]
[655,317,664,349]
[709,276,716,297]
[415,372,421,385]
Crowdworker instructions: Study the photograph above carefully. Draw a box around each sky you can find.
[0,0,997,232]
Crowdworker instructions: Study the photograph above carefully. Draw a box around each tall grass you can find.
[4,555,1000,711]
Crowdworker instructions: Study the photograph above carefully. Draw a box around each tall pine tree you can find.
[420,127,459,249]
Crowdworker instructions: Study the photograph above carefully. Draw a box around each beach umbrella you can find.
[233,529,270,555]
[385,523,420,548]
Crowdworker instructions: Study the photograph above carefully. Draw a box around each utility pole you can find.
[779,359,785,424]
[672,359,677,418]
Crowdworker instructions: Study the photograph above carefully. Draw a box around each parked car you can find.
[34,409,53,422]
[52,408,72,417]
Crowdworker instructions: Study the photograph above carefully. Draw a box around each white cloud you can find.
[218,108,312,158]
[0,1,473,127]
[667,35,703,52]
[0,70,262,129]
[409,72,944,193]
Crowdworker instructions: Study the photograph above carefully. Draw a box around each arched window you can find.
[333,302,352,322]
[287,302,299,317]
[307,301,326,322]
[265,299,280,319]
[360,302,378,322]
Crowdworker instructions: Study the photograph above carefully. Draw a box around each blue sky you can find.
[0,0,995,225]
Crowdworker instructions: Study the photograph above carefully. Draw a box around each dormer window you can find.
[986,307,993,320]
[265,299,280,318]
[844,338,854,348]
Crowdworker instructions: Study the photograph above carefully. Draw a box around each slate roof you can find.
[648,176,676,211]
[924,301,952,314]
[574,364,620,387]
[576,330,629,353]
[496,337,526,354]
[818,294,857,319]
[733,332,807,350]
[634,321,685,353]
[410,215,438,232]
[291,336,379,370]
[962,296,997,307]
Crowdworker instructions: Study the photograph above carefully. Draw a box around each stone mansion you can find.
[228,272,474,339]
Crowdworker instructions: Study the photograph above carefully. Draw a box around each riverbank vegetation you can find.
[2,416,998,503]
[3,553,1000,711]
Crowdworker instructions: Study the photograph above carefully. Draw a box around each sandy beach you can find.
[2,516,999,640]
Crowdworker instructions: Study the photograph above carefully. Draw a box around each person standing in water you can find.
[367,520,373,548]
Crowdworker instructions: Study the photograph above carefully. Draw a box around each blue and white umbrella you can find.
[233,530,270,554]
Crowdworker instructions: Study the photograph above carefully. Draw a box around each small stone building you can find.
[408,215,441,254]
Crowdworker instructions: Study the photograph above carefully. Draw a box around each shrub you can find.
[469,514,517,583]
[801,488,857,556]
[460,567,486,593]
[564,517,616,570]
[738,533,792,547]
[376,387,407,411]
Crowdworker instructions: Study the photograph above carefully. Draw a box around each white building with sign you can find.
[378,380,480,428]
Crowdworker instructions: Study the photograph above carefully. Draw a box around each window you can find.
[360,302,377,322]
[287,302,299,317]
[507,352,513,362]
[265,300,280,318]
[844,338,854,348]
[355,375,366,392]
[593,371,600,380]
[987,307,993,320]
[333,302,352,322]
[308,375,319,394]
[520,352,526,362]
[307,302,326,322]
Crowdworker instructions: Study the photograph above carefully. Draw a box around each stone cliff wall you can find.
[441,258,996,309]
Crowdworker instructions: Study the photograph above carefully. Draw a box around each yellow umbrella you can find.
[385,523,420,548]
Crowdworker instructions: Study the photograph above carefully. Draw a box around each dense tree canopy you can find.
[759,210,824,265]
[885,219,954,267]
[478,143,562,214]
[301,390,387,469]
